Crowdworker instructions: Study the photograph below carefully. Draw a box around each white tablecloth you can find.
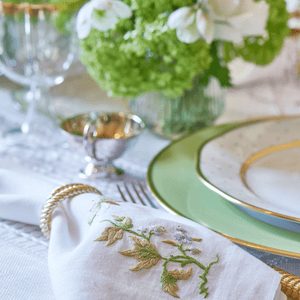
[0,70,300,298]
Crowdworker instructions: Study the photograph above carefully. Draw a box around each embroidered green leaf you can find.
[94,227,123,246]
[123,223,133,229]
[160,270,179,298]
[161,240,178,247]
[119,236,161,271]
[137,245,161,259]
[169,268,192,280]
[192,238,202,242]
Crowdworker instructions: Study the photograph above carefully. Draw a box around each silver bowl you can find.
[60,112,145,179]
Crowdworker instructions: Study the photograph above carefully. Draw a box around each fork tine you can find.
[131,183,146,206]
[124,182,136,203]
[117,184,127,202]
[138,182,157,209]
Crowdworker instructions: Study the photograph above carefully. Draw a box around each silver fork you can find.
[117,182,157,209]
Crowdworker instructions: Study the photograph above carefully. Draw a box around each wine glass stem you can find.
[21,84,40,134]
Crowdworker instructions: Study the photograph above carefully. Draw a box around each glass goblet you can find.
[0,3,77,140]
[59,112,145,180]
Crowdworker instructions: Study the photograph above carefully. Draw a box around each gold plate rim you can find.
[147,115,300,258]
[240,140,300,193]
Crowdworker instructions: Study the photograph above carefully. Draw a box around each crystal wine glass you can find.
[0,2,77,142]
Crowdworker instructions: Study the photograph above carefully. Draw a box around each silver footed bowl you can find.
[60,112,145,179]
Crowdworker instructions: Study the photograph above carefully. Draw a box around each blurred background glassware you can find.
[229,9,300,116]
[59,112,145,180]
[0,2,77,139]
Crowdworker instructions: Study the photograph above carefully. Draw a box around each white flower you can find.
[76,0,132,39]
[168,2,214,44]
[168,0,269,44]
[208,0,270,43]
[285,0,300,13]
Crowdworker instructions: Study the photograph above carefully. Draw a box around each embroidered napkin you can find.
[0,168,286,300]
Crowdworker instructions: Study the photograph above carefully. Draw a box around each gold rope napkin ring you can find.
[271,266,300,300]
[40,183,102,239]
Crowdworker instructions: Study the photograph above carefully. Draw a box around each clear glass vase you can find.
[129,76,226,139]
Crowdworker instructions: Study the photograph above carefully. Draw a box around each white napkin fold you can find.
[0,168,286,300]
[0,168,60,225]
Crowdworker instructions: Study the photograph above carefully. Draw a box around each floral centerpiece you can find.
[74,0,290,138]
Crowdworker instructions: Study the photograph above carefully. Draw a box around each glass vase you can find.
[129,76,226,139]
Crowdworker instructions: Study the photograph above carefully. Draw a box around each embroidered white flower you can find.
[121,216,132,226]
[137,226,148,233]
[149,225,166,236]
[168,0,269,44]
[176,225,187,233]
[76,0,132,39]
[174,232,193,244]
[112,214,125,221]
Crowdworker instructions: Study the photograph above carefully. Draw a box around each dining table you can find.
[0,63,300,299]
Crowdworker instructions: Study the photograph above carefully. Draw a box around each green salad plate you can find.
[147,118,300,258]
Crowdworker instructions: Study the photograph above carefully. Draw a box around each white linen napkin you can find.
[0,168,286,300]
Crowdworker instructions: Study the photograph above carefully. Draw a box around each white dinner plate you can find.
[198,116,300,228]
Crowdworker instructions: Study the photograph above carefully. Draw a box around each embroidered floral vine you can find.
[88,197,120,225]
[90,205,219,298]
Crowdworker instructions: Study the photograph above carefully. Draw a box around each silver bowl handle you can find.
[83,121,102,162]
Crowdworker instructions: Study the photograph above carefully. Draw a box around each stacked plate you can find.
[147,116,300,258]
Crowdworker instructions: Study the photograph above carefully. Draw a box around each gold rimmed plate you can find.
[198,116,300,231]
[147,119,300,258]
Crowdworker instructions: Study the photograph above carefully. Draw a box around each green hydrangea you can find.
[80,0,290,98]
[6,0,289,98]
[81,12,212,98]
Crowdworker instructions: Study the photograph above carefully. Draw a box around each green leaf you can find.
[198,41,232,88]
[124,223,133,229]
[137,245,161,259]
[160,271,180,298]
[160,271,177,290]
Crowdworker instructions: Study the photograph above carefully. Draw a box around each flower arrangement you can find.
[76,0,291,99]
